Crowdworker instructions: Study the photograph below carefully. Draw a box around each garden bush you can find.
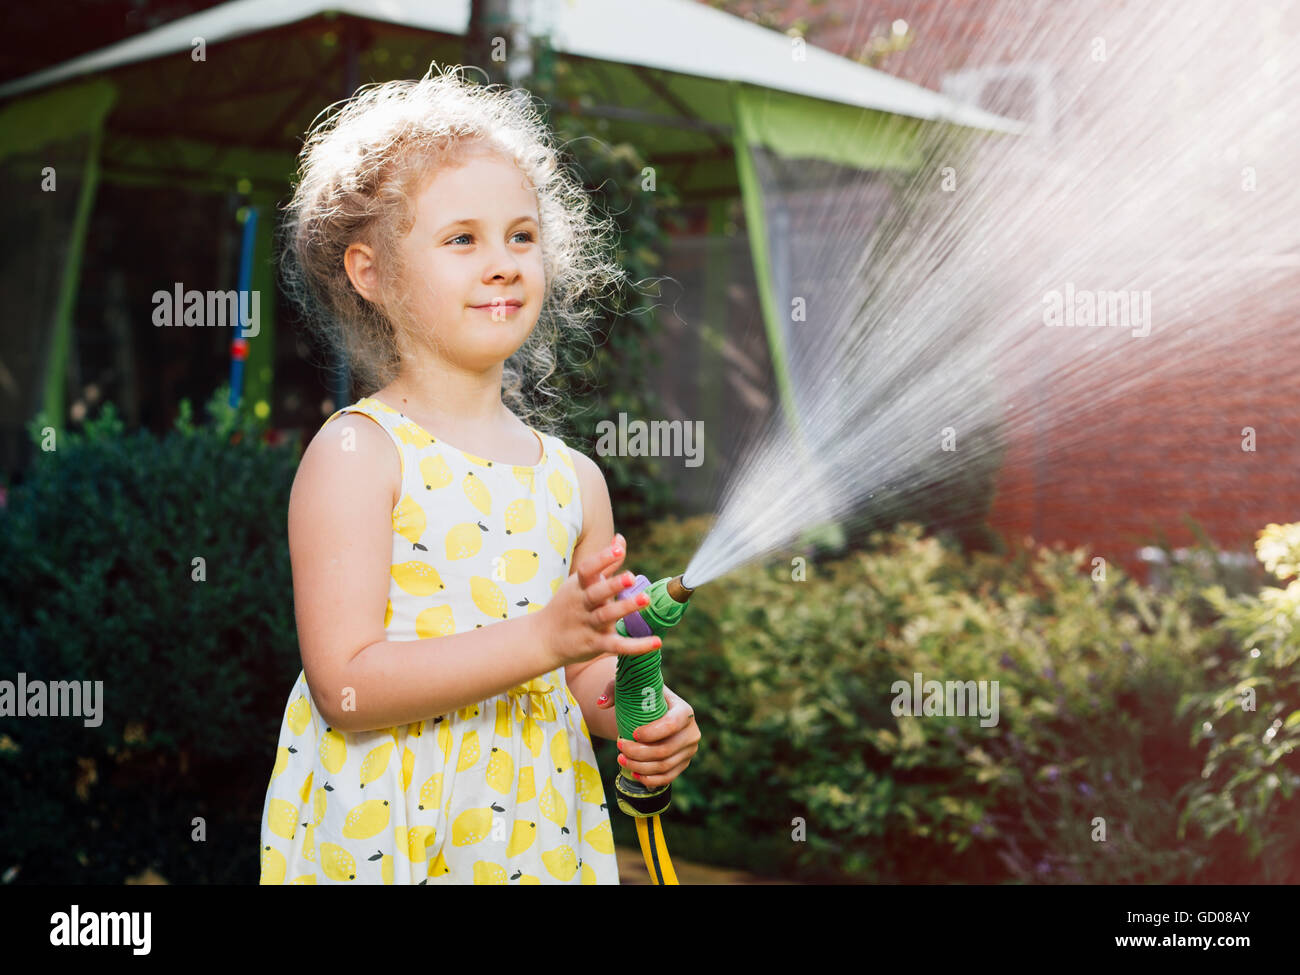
[0,385,300,884]
[1178,522,1300,883]
[603,514,1269,883]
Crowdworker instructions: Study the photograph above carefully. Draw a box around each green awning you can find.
[0,78,117,432]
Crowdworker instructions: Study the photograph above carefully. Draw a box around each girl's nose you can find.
[486,254,520,281]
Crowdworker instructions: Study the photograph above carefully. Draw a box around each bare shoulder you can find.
[567,444,603,485]
[292,412,401,514]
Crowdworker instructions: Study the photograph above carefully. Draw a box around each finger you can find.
[601,533,628,578]
[636,756,693,788]
[624,721,697,758]
[588,570,637,606]
[591,588,652,626]
[577,537,624,589]
[606,632,662,657]
[627,704,687,746]
[622,747,673,775]
[580,569,634,614]
[595,679,616,708]
[577,550,618,590]
[603,541,627,579]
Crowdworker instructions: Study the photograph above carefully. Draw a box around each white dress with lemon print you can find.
[258,396,619,885]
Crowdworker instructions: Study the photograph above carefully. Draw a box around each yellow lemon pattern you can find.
[419,454,452,490]
[445,521,486,561]
[498,549,541,584]
[392,495,428,550]
[258,397,616,883]
[503,497,536,535]
[414,604,455,639]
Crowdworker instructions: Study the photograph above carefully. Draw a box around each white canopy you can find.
[0,0,1023,133]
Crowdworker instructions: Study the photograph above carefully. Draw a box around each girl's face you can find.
[396,148,545,371]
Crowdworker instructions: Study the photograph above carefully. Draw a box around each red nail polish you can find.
[632,772,641,781]
[632,729,639,741]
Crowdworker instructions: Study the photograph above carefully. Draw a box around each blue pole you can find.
[230,205,259,408]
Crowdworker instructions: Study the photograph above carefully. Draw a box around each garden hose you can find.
[612,573,694,884]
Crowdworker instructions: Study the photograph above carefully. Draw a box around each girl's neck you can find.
[377,373,516,435]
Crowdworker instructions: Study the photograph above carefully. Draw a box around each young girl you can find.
[259,66,701,884]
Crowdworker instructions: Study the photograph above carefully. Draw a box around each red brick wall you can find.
[988,280,1300,576]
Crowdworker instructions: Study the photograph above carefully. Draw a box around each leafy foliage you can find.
[1178,522,1300,882]
[604,515,1272,883]
[0,386,300,883]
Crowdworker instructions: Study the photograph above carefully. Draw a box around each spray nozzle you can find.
[665,574,694,603]
[616,575,692,639]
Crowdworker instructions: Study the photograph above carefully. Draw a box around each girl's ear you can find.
[344,242,379,301]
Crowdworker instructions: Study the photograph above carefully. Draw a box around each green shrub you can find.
[0,385,300,884]
[1178,522,1300,883]
[610,515,1243,882]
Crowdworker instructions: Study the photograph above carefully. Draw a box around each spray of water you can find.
[681,0,1299,591]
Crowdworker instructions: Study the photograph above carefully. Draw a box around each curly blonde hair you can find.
[278,63,625,433]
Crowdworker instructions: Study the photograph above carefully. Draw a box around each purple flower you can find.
[1036,859,1051,875]
[1103,771,1112,784]
[999,653,1015,669]
[1044,767,1059,782]
[1044,666,1057,681]
[1078,782,1094,797]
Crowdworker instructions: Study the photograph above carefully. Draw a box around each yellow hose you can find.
[634,814,679,885]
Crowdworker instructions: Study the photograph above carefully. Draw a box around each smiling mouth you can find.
[471,302,523,314]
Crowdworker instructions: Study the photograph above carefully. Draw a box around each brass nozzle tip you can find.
[666,575,694,603]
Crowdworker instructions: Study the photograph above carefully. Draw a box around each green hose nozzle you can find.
[611,573,693,818]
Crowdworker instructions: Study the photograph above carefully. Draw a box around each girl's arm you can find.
[566,654,619,741]
[560,451,623,742]
[290,415,564,734]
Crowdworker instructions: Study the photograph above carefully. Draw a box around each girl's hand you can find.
[540,532,663,668]
[597,682,700,789]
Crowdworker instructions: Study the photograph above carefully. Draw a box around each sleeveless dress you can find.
[258,396,620,884]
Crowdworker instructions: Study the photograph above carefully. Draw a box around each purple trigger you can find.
[617,574,653,638]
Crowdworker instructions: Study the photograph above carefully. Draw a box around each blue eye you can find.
[447,231,534,245]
